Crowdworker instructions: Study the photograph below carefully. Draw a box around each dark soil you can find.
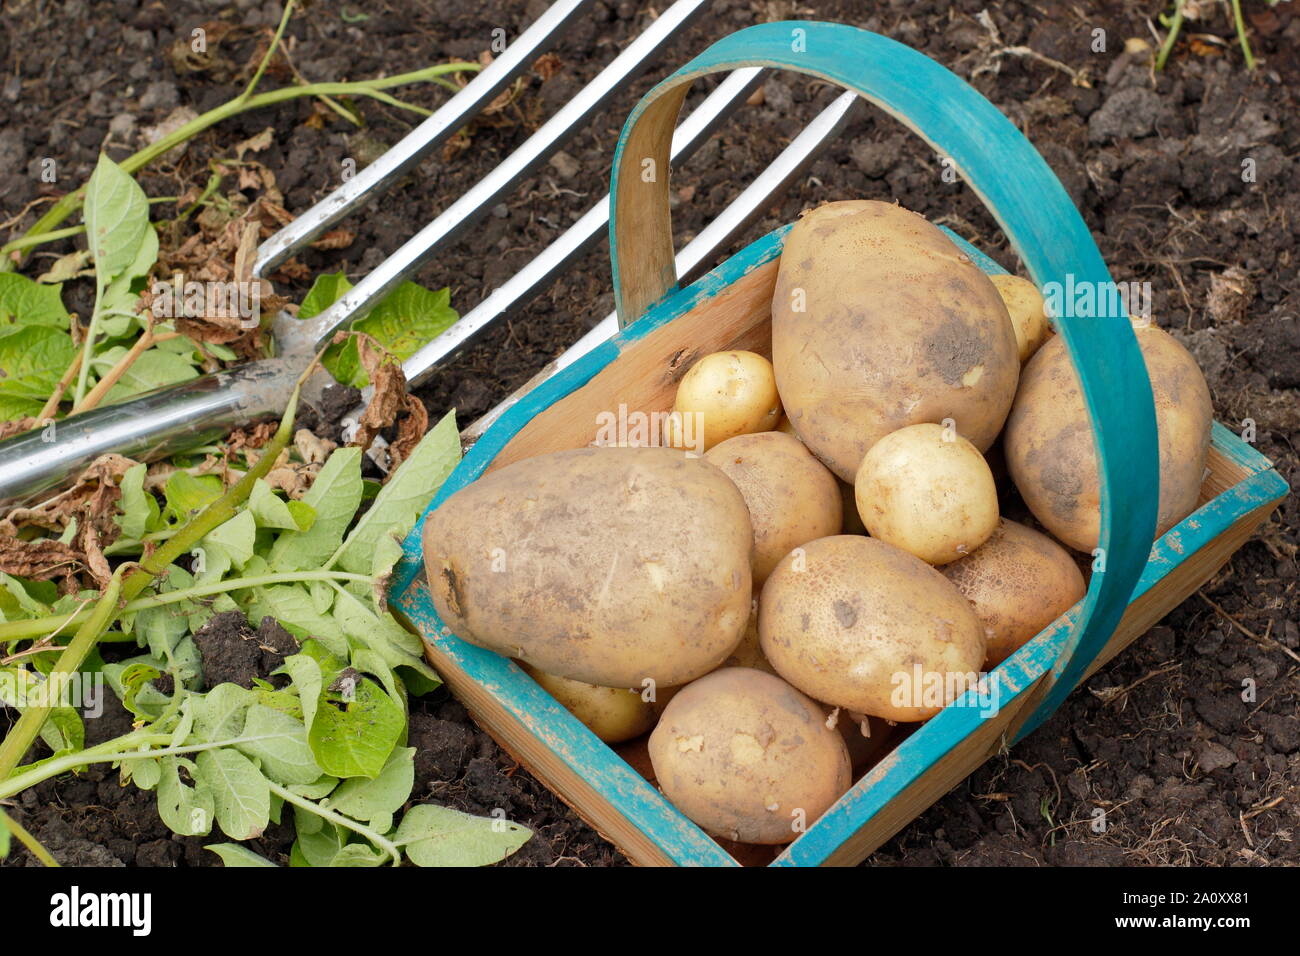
[2,0,1297,866]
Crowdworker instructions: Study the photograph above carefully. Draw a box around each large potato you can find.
[705,431,842,584]
[648,667,851,844]
[939,518,1087,667]
[771,200,1020,480]
[759,535,985,722]
[423,447,752,688]
[853,423,999,565]
[1003,326,1212,553]
[520,663,656,743]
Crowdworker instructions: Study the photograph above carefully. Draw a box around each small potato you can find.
[760,535,986,722]
[648,667,851,844]
[664,350,782,451]
[721,600,778,675]
[854,423,999,565]
[521,663,656,743]
[989,274,1052,363]
[1004,326,1213,552]
[705,431,842,584]
[939,518,1087,667]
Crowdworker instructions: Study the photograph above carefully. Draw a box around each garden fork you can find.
[0,0,856,504]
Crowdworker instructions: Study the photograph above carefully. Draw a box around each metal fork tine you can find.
[252,0,599,278]
[459,90,863,445]
[290,0,713,355]
[400,67,767,392]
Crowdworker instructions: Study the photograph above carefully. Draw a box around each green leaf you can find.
[332,410,460,575]
[328,746,415,826]
[206,843,279,867]
[247,586,348,659]
[268,447,362,571]
[128,757,162,791]
[115,462,159,540]
[164,471,223,521]
[204,510,256,570]
[99,224,158,337]
[292,813,346,866]
[329,842,389,867]
[157,756,215,837]
[0,812,7,857]
[324,283,458,388]
[94,346,199,406]
[0,667,84,755]
[0,326,76,420]
[277,653,323,730]
[249,479,314,532]
[308,675,404,779]
[193,683,257,741]
[84,153,150,286]
[196,748,270,841]
[288,775,338,801]
[234,704,321,786]
[394,804,532,867]
[298,271,352,320]
[0,273,70,328]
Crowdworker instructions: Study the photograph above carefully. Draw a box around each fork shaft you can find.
[0,361,299,508]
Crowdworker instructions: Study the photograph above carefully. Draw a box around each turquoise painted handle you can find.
[607,21,1160,729]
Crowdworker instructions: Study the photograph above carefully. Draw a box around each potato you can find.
[772,200,1019,480]
[1003,326,1212,553]
[648,667,851,844]
[939,518,1087,667]
[520,663,656,743]
[704,431,842,584]
[664,350,782,451]
[423,446,752,688]
[759,535,986,721]
[721,600,778,675]
[853,423,999,565]
[989,274,1052,363]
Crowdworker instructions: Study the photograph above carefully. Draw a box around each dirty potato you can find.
[771,200,1020,480]
[759,535,986,722]
[423,446,752,688]
[939,518,1087,667]
[520,662,656,743]
[648,667,852,844]
[1003,326,1213,553]
[705,431,842,584]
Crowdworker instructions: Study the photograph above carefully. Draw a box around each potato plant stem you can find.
[267,780,402,865]
[0,805,59,867]
[0,569,373,643]
[0,568,123,781]
[1155,0,1185,70]
[1231,0,1256,70]
[0,64,479,268]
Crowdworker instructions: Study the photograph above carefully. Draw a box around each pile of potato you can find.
[423,199,1213,845]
